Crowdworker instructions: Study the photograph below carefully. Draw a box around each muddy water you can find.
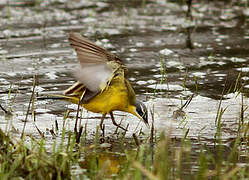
[0,1,249,147]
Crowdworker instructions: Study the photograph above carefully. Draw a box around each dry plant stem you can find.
[240,92,244,125]
[184,128,190,139]
[215,75,228,125]
[21,75,37,139]
[74,101,81,133]
[150,107,155,144]
[134,119,142,133]
[186,0,193,20]
[79,108,83,131]
[76,125,83,144]
[34,121,44,138]
[133,133,140,147]
[0,104,8,114]
[49,129,56,138]
[55,120,59,132]
[181,94,194,110]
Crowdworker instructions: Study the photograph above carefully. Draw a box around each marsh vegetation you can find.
[0,0,249,179]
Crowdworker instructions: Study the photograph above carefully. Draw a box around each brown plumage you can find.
[56,32,148,131]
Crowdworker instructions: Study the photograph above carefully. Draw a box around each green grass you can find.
[0,115,248,180]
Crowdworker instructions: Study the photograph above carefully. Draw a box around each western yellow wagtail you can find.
[51,32,148,131]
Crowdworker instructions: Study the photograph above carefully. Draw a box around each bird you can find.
[50,32,148,131]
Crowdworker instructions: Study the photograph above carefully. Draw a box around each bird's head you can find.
[132,100,148,126]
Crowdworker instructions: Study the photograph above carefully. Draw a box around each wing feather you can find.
[73,64,112,92]
[69,32,121,64]
[68,32,125,96]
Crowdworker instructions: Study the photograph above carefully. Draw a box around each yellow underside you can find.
[64,75,137,116]
[83,79,130,114]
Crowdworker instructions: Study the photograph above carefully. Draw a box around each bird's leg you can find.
[110,112,127,131]
[100,114,106,134]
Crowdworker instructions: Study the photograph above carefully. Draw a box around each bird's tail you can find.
[37,94,80,104]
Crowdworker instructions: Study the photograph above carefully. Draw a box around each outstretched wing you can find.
[69,32,121,64]
[65,32,125,102]
[69,32,124,92]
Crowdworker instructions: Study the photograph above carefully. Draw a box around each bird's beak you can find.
[132,110,150,128]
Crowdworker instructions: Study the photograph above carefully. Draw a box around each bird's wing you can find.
[69,32,122,64]
[68,32,125,93]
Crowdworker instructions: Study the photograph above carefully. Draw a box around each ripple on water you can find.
[230,57,247,63]
[45,72,58,79]
[191,72,207,78]
[147,79,157,84]
[213,74,227,77]
[244,84,249,89]
[35,86,45,93]
[136,80,147,85]
[135,42,144,47]
[236,67,249,72]
[166,61,182,68]
[129,48,137,52]
[147,84,184,91]
[159,48,174,56]
[35,109,50,113]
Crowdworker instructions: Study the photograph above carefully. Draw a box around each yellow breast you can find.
[82,75,131,114]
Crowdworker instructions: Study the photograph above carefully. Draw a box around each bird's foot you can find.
[113,123,127,131]
[110,112,127,131]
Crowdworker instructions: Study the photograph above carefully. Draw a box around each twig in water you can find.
[50,129,57,139]
[180,94,194,110]
[74,101,81,133]
[75,91,85,133]
[186,0,193,20]
[55,120,59,132]
[133,133,140,147]
[240,92,244,125]
[76,125,83,144]
[215,74,228,125]
[184,128,190,139]
[0,104,9,114]
[21,75,37,139]
[134,119,142,133]
[150,106,155,144]
[79,108,83,132]
[34,123,44,138]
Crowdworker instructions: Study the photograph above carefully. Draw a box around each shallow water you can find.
[0,0,249,170]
